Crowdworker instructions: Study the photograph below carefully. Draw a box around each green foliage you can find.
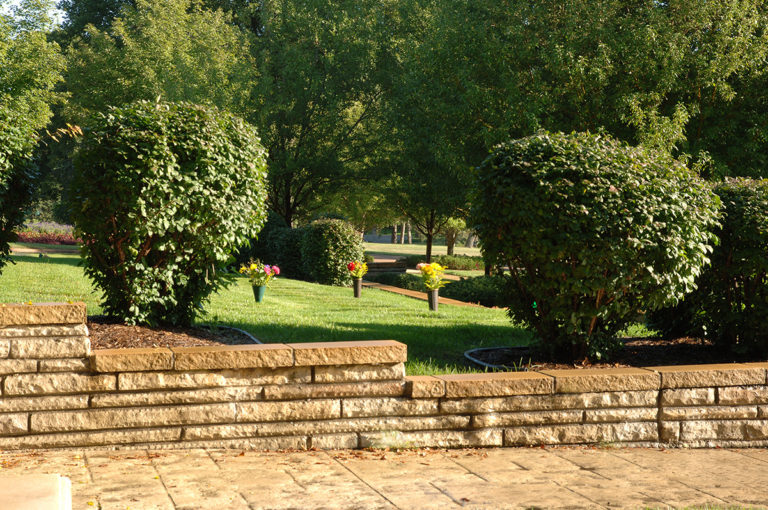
[0,0,65,272]
[234,211,288,267]
[401,254,484,271]
[442,276,506,308]
[388,0,768,188]
[300,219,364,286]
[71,101,268,325]
[365,272,424,292]
[269,226,307,280]
[65,0,256,124]
[473,132,721,361]
[652,179,768,353]
[251,0,391,225]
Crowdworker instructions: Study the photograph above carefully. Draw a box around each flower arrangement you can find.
[417,262,446,290]
[347,261,368,279]
[239,260,280,287]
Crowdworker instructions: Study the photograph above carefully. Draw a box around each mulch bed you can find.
[467,336,768,371]
[88,316,256,350]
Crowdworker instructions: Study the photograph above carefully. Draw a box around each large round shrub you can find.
[473,131,720,361]
[301,219,363,286]
[71,101,268,325]
[651,178,768,353]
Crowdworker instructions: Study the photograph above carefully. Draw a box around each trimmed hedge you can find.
[473,131,720,361]
[365,272,424,291]
[401,254,484,270]
[300,219,364,286]
[441,276,506,307]
[71,101,268,326]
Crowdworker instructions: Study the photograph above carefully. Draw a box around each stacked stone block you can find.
[3,302,768,450]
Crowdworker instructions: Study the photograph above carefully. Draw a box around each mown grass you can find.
[364,241,482,259]
[0,251,529,375]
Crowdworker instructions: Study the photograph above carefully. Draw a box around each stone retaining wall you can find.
[2,302,768,450]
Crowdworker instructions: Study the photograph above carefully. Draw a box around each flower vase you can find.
[253,285,267,303]
[353,278,362,298]
[427,289,439,311]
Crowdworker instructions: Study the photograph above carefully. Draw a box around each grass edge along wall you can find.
[2,302,768,450]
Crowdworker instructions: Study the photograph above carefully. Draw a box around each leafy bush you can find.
[365,272,424,291]
[441,276,507,307]
[300,219,364,286]
[271,226,308,280]
[0,116,35,272]
[234,212,288,267]
[71,101,268,325]
[401,254,484,270]
[650,178,768,353]
[473,131,720,361]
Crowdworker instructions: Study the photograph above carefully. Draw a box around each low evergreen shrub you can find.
[441,276,506,307]
[401,254,484,270]
[365,271,424,291]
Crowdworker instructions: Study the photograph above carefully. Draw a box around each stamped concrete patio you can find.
[2,446,767,509]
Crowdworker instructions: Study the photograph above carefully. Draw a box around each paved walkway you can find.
[2,447,768,509]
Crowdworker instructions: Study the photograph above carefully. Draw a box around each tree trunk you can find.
[391,224,398,244]
[406,222,412,244]
[426,233,433,262]
[446,231,456,256]
[399,222,406,244]
[465,234,478,248]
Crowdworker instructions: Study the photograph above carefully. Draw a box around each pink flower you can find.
[273,266,280,275]
[264,265,271,275]
[416,263,425,270]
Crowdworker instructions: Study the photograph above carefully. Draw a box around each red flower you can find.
[347,262,356,271]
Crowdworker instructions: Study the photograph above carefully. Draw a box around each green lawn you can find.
[0,252,529,374]
[364,241,482,260]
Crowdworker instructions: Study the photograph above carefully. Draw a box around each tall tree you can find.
[65,0,256,124]
[247,0,392,225]
[57,0,132,42]
[0,0,65,271]
[390,0,768,178]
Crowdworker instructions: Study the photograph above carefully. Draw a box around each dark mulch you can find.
[88,316,256,350]
[467,336,768,371]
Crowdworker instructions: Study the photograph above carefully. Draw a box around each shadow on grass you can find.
[9,254,82,267]
[219,319,532,370]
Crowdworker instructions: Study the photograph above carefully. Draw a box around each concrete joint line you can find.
[326,452,403,509]
[551,479,608,509]
[149,450,180,510]
[442,454,489,482]
[427,481,466,507]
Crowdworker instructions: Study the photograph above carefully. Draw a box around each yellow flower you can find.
[250,263,257,271]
